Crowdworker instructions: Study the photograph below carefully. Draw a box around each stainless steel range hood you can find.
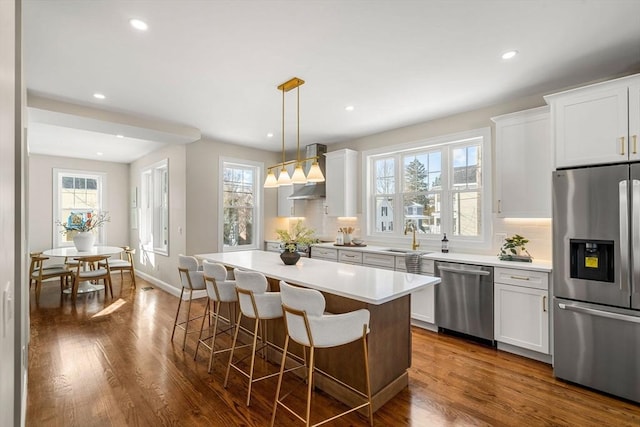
[288,143,327,200]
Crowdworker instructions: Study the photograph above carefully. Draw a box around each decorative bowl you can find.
[352,238,364,245]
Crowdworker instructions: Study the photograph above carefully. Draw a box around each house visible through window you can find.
[366,128,490,246]
[53,169,105,247]
[220,158,262,251]
[140,159,169,255]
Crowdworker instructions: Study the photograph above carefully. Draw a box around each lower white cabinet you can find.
[494,267,549,355]
[410,259,435,326]
[310,246,338,261]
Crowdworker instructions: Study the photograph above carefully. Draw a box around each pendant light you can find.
[264,77,325,187]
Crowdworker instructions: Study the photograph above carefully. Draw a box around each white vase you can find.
[73,231,95,252]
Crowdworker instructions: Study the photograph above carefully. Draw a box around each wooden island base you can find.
[264,278,412,412]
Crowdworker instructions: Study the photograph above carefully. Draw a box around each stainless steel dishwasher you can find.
[435,261,494,342]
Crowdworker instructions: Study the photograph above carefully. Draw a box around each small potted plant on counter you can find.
[275,221,317,265]
[498,234,533,262]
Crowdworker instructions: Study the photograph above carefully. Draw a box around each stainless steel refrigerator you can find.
[553,164,640,403]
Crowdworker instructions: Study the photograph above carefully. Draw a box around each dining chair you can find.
[29,251,68,290]
[70,255,113,300]
[271,281,373,427]
[30,254,72,300]
[172,255,207,351]
[194,260,239,373]
[98,247,136,289]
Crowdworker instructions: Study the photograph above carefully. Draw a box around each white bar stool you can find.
[172,255,207,351]
[195,260,239,373]
[271,281,373,427]
[224,268,294,406]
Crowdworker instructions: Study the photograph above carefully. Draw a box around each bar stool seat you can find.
[195,260,239,373]
[271,281,373,427]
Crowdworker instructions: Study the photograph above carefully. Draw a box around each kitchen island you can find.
[195,250,440,411]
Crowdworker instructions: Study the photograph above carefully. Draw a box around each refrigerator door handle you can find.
[558,302,640,324]
[619,180,630,292]
[633,180,640,297]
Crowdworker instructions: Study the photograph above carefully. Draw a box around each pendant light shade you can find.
[277,167,292,186]
[306,161,325,182]
[263,169,278,188]
[291,164,307,184]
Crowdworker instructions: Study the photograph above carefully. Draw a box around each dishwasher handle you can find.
[437,266,490,276]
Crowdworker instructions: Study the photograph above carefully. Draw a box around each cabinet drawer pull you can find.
[620,136,626,155]
[542,295,547,312]
[510,275,530,281]
[344,254,357,258]
[633,135,638,155]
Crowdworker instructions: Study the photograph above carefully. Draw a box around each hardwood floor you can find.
[27,275,640,426]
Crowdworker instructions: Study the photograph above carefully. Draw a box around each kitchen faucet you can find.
[404,222,420,250]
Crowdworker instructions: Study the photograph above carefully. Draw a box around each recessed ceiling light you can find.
[116,134,124,138]
[96,152,104,156]
[93,93,106,100]
[345,105,355,112]
[129,19,148,31]
[266,133,274,138]
[501,50,518,60]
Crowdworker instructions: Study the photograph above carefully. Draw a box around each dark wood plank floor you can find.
[27,275,640,426]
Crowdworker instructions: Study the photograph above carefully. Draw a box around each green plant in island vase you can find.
[499,234,531,258]
[275,221,316,252]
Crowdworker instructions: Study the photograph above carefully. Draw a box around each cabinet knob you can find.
[620,136,626,155]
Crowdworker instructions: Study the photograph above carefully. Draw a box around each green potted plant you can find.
[275,221,316,265]
[498,234,532,262]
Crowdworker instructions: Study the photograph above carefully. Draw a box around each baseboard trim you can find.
[135,271,206,300]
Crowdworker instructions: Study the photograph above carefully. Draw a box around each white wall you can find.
[27,154,130,253]
[186,138,280,255]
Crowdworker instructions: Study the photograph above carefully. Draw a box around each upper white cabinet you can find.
[492,106,551,218]
[545,73,640,168]
[277,164,304,217]
[324,149,358,217]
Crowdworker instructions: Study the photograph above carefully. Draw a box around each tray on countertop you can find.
[333,243,367,247]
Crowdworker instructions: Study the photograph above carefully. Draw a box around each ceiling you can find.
[23,0,640,163]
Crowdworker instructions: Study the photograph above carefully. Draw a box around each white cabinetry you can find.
[362,253,395,270]
[494,267,549,356]
[545,74,640,168]
[492,106,551,218]
[277,164,304,217]
[410,259,435,327]
[310,246,338,261]
[265,241,281,252]
[324,149,357,217]
[338,250,362,265]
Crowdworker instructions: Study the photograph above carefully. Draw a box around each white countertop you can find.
[195,250,440,305]
[311,242,553,272]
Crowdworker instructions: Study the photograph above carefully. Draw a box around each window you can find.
[366,128,491,247]
[140,159,169,255]
[220,158,262,251]
[52,169,106,247]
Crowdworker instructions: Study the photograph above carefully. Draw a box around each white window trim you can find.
[140,159,169,256]
[362,127,492,251]
[218,157,264,252]
[52,168,107,248]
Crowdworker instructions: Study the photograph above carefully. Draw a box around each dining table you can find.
[43,246,124,295]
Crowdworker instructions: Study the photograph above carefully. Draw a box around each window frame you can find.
[52,168,107,248]
[218,157,263,252]
[140,159,169,256]
[363,127,492,250]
